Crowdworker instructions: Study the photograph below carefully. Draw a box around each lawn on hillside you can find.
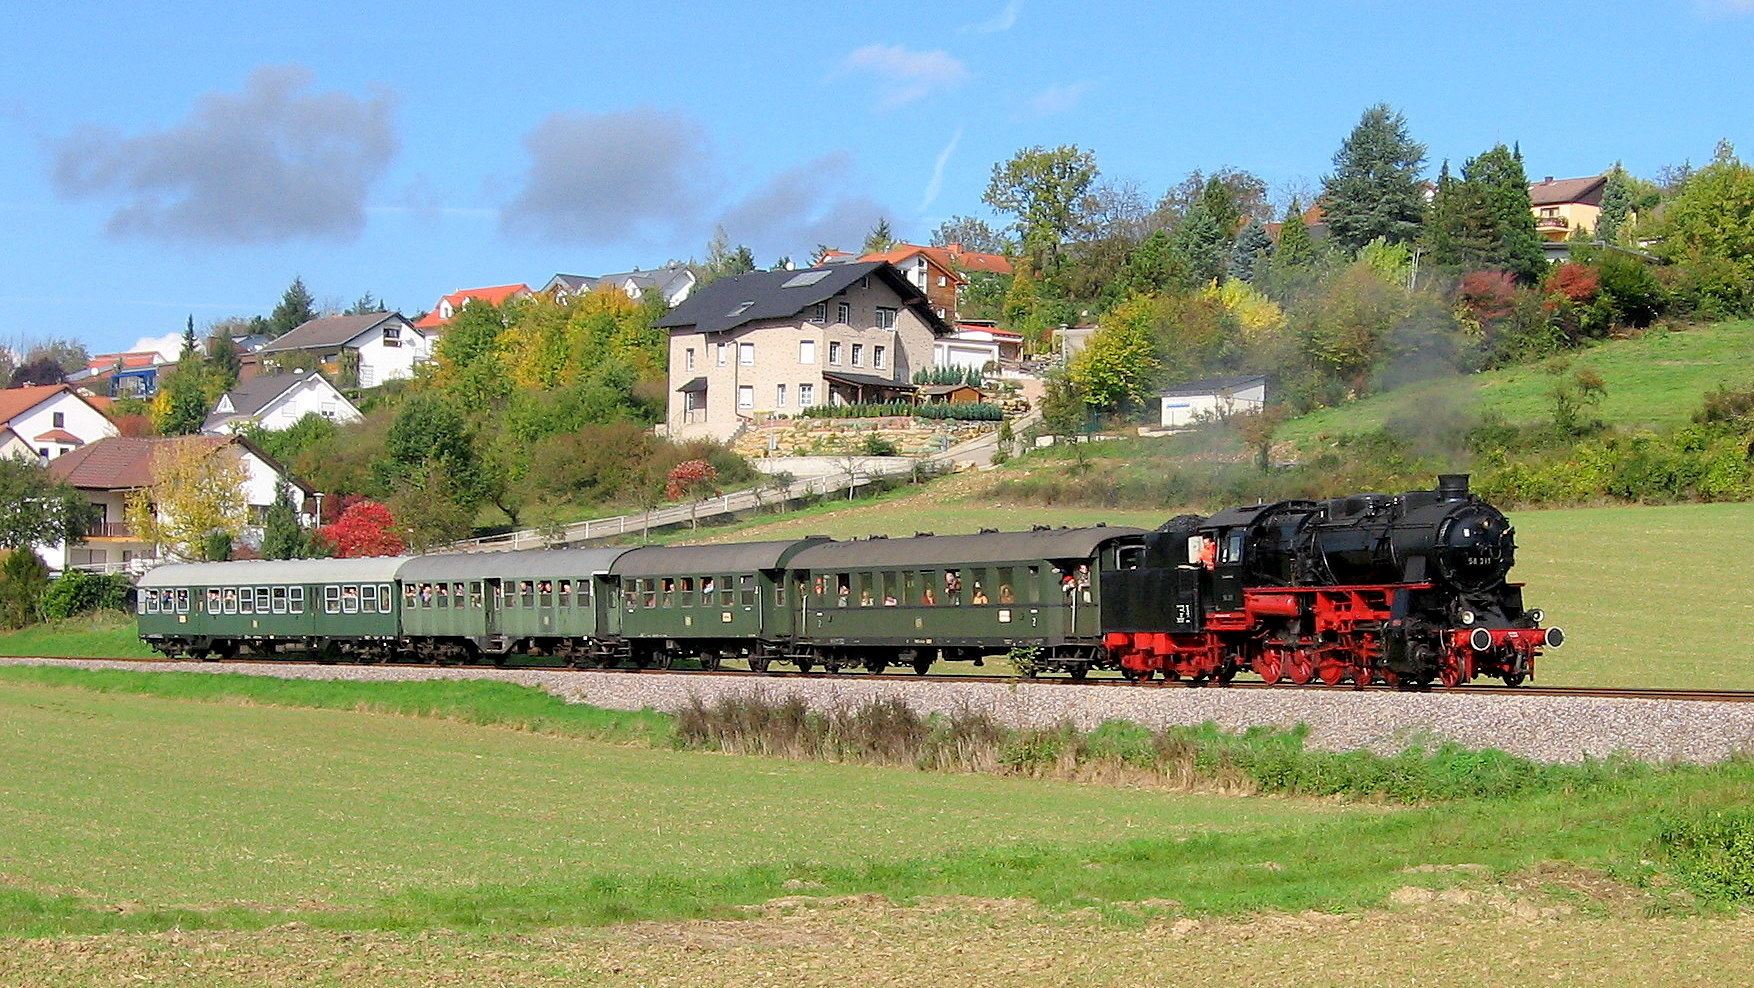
[0,610,156,658]
[1279,320,1754,446]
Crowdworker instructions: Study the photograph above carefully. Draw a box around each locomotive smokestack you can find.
[1437,474,1470,500]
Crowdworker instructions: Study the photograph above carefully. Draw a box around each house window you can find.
[799,339,816,364]
[828,341,842,365]
[52,412,64,428]
[837,301,850,323]
[937,276,946,287]
[810,303,826,323]
[851,344,864,367]
[382,324,401,347]
[737,385,754,410]
[685,348,696,371]
[717,343,728,366]
[739,342,754,365]
[799,383,815,407]
[873,346,886,369]
[775,384,787,407]
[875,307,897,329]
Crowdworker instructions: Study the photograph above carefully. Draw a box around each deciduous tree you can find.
[929,215,1012,254]
[983,144,1098,274]
[124,439,250,561]
[1068,301,1163,410]
[0,457,98,549]
[317,497,404,557]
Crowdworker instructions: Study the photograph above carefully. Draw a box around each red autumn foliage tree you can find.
[317,498,404,557]
[664,459,719,501]
[1545,262,1600,305]
[1457,269,1518,323]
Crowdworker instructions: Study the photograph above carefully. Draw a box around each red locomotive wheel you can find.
[1353,665,1374,687]
[1288,652,1315,686]
[1254,653,1284,685]
[1439,657,1465,689]
[1318,662,1345,686]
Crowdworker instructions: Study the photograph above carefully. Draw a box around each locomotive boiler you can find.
[1103,475,1561,687]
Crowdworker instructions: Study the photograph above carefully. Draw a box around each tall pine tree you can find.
[1274,199,1319,269]
[266,277,317,338]
[1423,144,1545,282]
[1321,103,1428,253]
[1227,218,1274,282]
[1597,163,1633,243]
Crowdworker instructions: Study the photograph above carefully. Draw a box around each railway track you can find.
[13,655,1754,703]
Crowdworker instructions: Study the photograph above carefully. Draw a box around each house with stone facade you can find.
[658,261,953,441]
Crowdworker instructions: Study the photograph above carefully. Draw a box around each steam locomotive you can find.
[1104,474,1560,686]
[137,475,1557,688]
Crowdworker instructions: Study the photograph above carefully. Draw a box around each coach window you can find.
[834,574,851,606]
[902,571,918,606]
[854,573,872,606]
[944,570,962,605]
[207,589,222,614]
[516,581,532,607]
[739,574,756,607]
[404,584,417,607]
[323,586,339,614]
[255,587,270,613]
[290,586,305,614]
[919,572,938,606]
[558,579,573,607]
[146,591,159,614]
[272,587,288,614]
[469,582,483,608]
[678,577,694,607]
[1026,567,1041,604]
[719,578,735,607]
[624,583,638,609]
[361,585,377,613]
[174,589,188,613]
[343,586,360,613]
[577,579,591,605]
[881,571,898,606]
[660,578,673,608]
[643,579,658,608]
[239,588,254,615]
[996,568,1015,605]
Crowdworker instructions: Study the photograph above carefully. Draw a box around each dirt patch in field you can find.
[4,889,1749,987]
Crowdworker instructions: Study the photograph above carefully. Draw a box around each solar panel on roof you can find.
[781,270,833,288]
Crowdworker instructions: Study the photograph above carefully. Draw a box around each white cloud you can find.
[129,332,185,361]
[961,0,1022,33]
[919,126,964,212]
[719,152,887,260]
[1025,81,1093,117]
[839,45,970,108]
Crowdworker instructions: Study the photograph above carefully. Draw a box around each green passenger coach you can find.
[136,557,411,661]
[395,547,633,665]
[786,526,1148,677]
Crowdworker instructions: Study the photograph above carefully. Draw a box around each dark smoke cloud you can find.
[50,66,397,245]
[499,109,711,243]
[719,152,888,259]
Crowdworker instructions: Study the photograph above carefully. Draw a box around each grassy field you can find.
[1279,319,1754,446]
[0,610,156,658]
[0,674,1750,984]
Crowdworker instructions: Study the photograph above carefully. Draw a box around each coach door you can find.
[484,578,503,637]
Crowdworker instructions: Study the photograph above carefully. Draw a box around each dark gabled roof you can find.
[398,546,636,583]
[789,527,1148,569]
[1529,175,1607,207]
[822,370,914,391]
[611,538,830,577]
[1159,375,1266,397]
[258,313,411,354]
[654,262,950,336]
[675,376,708,394]
[211,371,321,418]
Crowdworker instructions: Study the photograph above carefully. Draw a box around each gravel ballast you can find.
[5,656,1752,765]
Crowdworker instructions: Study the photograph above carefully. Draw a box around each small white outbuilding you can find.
[1159,375,1268,428]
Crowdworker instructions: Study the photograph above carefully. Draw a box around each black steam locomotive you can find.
[1104,475,1560,686]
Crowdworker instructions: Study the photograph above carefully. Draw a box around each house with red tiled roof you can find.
[66,351,172,398]
[412,284,533,330]
[856,244,1014,323]
[0,384,117,462]
[1529,174,1608,242]
[45,434,314,573]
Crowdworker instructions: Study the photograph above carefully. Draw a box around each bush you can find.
[40,570,132,621]
[0,549,48,629]
[798,402,1004,421]
[1657,810,1754,900]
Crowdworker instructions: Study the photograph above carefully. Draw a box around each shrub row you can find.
[797,401,1004,421]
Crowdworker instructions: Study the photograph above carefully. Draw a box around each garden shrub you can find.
[40,570,132,621]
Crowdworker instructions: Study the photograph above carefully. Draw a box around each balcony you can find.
[1535,216,1570,231]
[87,522,137,539]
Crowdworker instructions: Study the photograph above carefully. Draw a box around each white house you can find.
[45,435,316,573]
[932,332,1002,373]
[542,263,696,307]
[0,384,118,461]
[1159,375,1268,428]
[202,370,363,434]
[254,313,431,389]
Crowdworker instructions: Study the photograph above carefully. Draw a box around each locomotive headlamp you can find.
[1469,627,1493,651]
[1528,608,1544,624]
[1458,609,1476,626]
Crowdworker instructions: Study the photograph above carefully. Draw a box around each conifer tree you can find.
[265,277,317,338]
[1597,163,1633,242]
[1321,103,1428,253]
[1227,218,1274,282]
[1424,144,1545,282]
[1274,200,1318,269]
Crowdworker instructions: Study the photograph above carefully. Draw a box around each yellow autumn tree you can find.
[1199,279,1286,345]
[124,439,249,561]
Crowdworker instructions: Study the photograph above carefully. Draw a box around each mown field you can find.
[0,671,1750,986]
[1278,319,1754,446]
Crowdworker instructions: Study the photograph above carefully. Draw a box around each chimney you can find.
[1543,176,1553,184]
[1436,474,1470,500]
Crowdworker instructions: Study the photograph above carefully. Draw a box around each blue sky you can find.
[3,0,1751,358]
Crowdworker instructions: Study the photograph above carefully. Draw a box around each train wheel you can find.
[700,652,722,671]
[1438,657,1465,689]
[748,656,771,674]
[1255,653,1284,685]
[1287,652,1314,686]
[1352,665,1373,687]
[911,657,932,676]
[864,658,889,675]
[1120,666,1154,683]
[796,656,816,674]
[1317,663,1345,686]
[1501,673,1526,687]
[1069,665,1090,681]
